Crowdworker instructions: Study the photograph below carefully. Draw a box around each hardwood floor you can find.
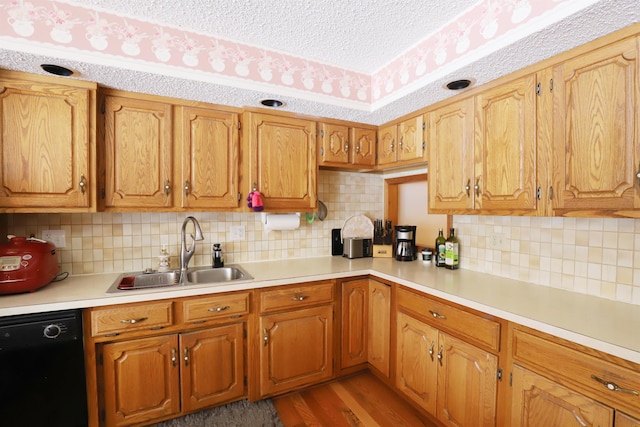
[273,371,439,427]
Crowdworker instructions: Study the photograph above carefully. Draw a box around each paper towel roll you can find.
[262,213,300,232]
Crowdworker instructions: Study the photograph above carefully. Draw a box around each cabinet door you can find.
[351,127,376,166]
[180,323,245,412]
[341,279,368,368]
[103,95,173,209]
[179,106,239,209]
[259,305,333,397]
[368,280,390,377]
[377,124,397,166]
[318,122,349,165]
[437,332,497,427]
[396,312,438,415]
[511,365,614,427]
[102,335,180,427]
[475,74,537,212]
[617,412,640,427]
[428,97,475,211]
[0,77,92,209]
[552,36,640,212]
[398,115,426,163]
[246,112,316,210]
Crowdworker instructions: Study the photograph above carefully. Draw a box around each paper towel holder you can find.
[261,212,300,224]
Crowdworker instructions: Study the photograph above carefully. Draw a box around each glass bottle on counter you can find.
[445,228,459,270]
[435,228,446,267]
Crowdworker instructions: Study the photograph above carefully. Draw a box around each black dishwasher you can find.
[0,309,88,427]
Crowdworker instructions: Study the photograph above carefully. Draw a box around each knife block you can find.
[373,244,393,258]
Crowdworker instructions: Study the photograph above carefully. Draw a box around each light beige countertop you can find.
[0,256,638,364]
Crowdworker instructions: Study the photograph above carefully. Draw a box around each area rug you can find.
[152,399,284,427]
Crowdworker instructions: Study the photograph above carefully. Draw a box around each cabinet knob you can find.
[183,347,189,366]
[465,179,471,197]
[164,180,171,196]
[437,345,444,366]
[171,347,177,367]
[184,180,191,196]
[474,178,481,197]
[263,328,269,346]
[428,341,435,362]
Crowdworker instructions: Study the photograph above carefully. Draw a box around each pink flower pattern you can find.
[0,0,574,104]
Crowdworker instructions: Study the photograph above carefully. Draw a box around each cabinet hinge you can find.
[549,78,553,93]
[244,376,248,386]
[98,353,103,366]
[535,83,541,96]
[536,186,541,200]
[101,188,105,199]
[422,141,426,151]
[510,371,513,387]
[237,192,241,201]
[100,100,105,114]
[319,129,324,138]
[422,122,426,131]
[549,186,553,200]
[243,329,247,339]
[238,121,241,130]
[100,409,106,422]
[497,368,503,381]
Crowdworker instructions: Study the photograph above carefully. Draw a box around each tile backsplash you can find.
[454,215,640,305]
[4,170,384,275]
[4,170,639,305]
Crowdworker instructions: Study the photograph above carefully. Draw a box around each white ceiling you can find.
[1,0,639,124]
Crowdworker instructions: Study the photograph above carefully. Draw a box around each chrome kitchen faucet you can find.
[180,216,204,281]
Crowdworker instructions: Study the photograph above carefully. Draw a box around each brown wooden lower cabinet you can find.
[617,412,640,427]
[395,311,498,427]
[258,304,334,397]
[340,278,391,376]
[99,324,245,427]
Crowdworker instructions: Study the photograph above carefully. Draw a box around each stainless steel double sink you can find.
[107,265,253,293]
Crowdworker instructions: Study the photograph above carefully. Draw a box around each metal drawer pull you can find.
[120,317,148,324]
[263,328,269,346]
[208,305,230,312]
[428,341,435,362]
[429,310,446,319]
[437,345,443,366]
[171,348,177,367]
[591,375,639,396]
[291,294,308,301]
[183,348,189,366]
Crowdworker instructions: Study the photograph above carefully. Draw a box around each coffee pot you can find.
[395,225,417,261]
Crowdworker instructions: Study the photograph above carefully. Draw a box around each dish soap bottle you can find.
[445,228,459,270]
[158,245,171,272]
[212,243,224,268]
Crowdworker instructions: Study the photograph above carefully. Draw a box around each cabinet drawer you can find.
[181,292,250,323]
[90,301,173,337]
[513,328,640,418]
[397,287,501,352]
[260,281,334,313]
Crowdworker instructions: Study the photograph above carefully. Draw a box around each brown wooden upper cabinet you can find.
[243,111,317,211]
[429,74,540,215]
[101,92,174,210]
[317,122,376,168]
[552,35,640,216]
[100,90,241,211]
[377,115,426,167]
[178,106,239,209]
[0,70,96,211]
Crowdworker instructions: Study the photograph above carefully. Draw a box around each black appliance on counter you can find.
[0,309,88,427]
[395,225,417,261]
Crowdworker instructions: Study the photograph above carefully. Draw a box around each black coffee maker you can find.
[395,225,417,261]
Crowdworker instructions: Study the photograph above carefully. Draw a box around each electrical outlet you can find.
[230,225,245,241]
[42,229,66,248]
[488,234,504,249]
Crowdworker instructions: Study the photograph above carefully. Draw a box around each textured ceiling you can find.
[0,0,639,125]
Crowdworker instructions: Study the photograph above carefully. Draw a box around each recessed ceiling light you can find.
[260,99,284,108]
[445,79,473,90]
[40,64,74,76]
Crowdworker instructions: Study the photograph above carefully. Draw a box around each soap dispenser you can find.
[212,243,224,268]
[158,245,171,272]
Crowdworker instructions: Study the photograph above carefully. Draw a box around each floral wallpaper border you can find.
[1,0,586,107]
